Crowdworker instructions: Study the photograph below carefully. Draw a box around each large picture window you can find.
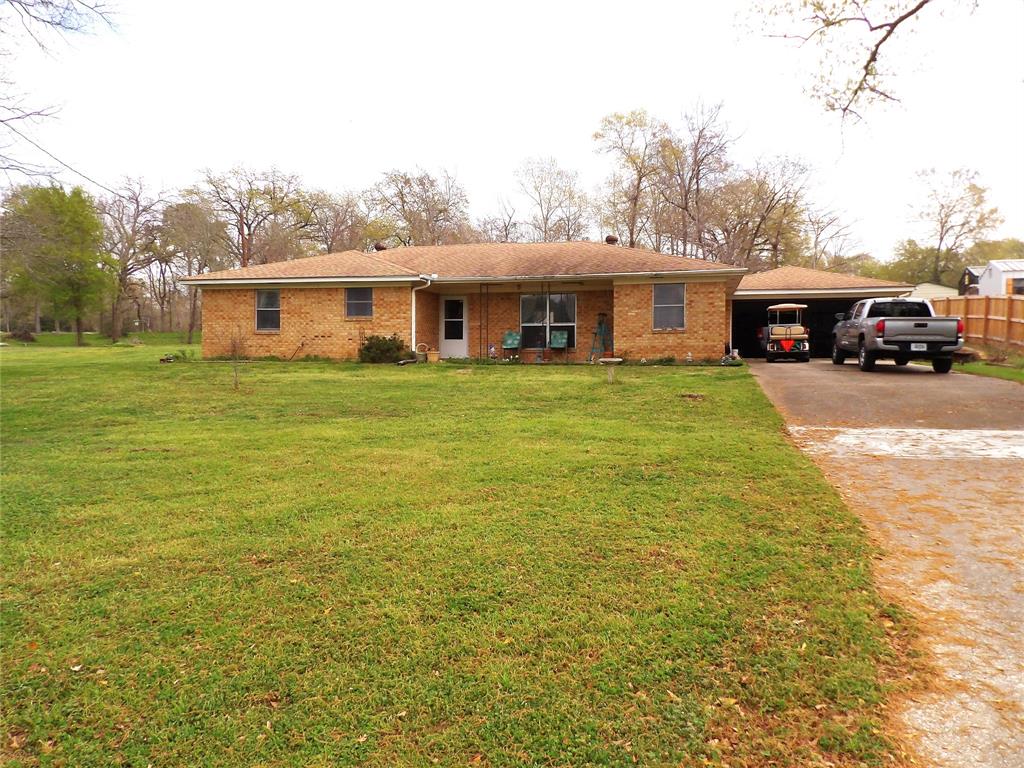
[652,284,685,330]
[255,289,280,331]
[520,293,576,348]
[346,287,373,317]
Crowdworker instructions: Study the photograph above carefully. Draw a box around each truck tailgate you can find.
[882,317,959,342]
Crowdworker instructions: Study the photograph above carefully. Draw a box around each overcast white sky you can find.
[6,0,1023,260]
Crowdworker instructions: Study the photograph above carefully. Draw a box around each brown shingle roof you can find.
[193,250,417,281]
[374,241,735,279]
[187,241,743,283]
[737,265,910,291]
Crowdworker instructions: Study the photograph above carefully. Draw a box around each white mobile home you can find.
[977,260,1024,296]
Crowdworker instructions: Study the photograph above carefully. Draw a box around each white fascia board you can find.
[733,287,911,300]
[180,276,418,287]
[433,269,747,284]
[183,269,747,287]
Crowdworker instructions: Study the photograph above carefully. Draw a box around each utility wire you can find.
[2,121,125,198]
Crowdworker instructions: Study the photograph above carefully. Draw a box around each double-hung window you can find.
[520,293,576,348]
[652,284,685,330]
[255,289,280,331]
[346,287,373,318]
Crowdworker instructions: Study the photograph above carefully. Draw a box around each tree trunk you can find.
[74,315,84,347]
[110,295,123,343]
[34,301,42,334]
[187,287,197,345]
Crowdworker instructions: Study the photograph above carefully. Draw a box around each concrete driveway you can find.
[749,359,1024,768]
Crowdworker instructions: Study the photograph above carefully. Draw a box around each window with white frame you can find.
[652,284,685,330]
[345,287,373,317]
[255,289,280,331]
[520,293,576,348]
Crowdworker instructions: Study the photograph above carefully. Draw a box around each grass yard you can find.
[1,344,905,767]
[955,356,1024,384]
[3,331,198,348]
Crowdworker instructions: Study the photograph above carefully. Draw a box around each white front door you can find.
[439,297,468,358]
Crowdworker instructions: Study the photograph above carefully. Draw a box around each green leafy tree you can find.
[2,185,110,345]
[962,238,1024,267]
[874,238,973,287]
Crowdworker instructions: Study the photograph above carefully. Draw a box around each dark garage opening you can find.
[732,298,866,359]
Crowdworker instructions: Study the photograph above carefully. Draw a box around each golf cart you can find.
[760,303,810,362]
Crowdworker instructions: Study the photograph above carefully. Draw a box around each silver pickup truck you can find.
[831,298,963,373]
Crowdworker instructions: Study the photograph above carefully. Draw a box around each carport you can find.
[731,266,911,358]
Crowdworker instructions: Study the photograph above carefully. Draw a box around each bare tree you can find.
[915,168,1002,283]
[1,1,113,176]
[161,201,229,344]
[702,160,807,269]
[190,168,311,267]
[805,207,854,269]
[477,199,523,243]
[764,0,940,119]
[516,158,589,242]
[368,168,471,247]
[593,110,668,247]
[306,191,366,253]
[144,255,175,332]
[655,103,732,257]
[101,180,162,341]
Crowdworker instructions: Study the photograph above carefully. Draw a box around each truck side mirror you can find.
[834,313,845,321]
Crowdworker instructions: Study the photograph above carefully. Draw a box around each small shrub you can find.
[358,334,411,364]
[4,329,36,343]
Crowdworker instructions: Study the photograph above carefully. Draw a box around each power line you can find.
[2,121,125,198]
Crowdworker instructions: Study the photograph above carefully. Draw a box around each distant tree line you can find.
[0,107,1010,342]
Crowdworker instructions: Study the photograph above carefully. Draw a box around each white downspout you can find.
[411,273,436,351]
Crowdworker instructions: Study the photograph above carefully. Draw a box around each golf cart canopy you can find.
[766,303,808,312]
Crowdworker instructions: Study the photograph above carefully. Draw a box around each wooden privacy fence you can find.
[930,295,1024,349]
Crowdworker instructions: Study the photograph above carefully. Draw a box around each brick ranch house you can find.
[182,241,747,362]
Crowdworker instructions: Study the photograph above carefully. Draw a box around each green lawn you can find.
[956,361,1024,383]
[3,331,198,348]
[1,345,905,767]
[955,349,1024,383]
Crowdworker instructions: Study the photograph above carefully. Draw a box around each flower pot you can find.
[426,350,441,363]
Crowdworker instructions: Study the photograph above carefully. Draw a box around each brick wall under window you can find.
[613,281,728,360]
[200,286,412,359]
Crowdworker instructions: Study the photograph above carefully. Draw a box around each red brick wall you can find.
[613,281,728,360]
[200,281,729,362]
[200,286,412,360]
[414,290,439,352]
[456,289,613,360]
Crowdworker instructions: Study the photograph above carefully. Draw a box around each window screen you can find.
[520,293,577,348]
[652,284,685,329]
[346,287,373,317]
[255,289,280,331]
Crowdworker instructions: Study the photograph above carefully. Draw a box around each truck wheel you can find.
[932,357,953,374]
[858,342,876,372]
[800,354,810,362]
[831,341,846,365]
[894,357,909,366]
